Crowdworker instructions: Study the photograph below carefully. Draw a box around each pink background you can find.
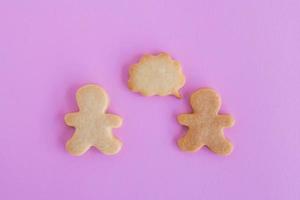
[0,0,299,199]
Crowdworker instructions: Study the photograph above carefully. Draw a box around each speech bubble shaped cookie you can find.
[64,84,123,156]
[177,88,235,156]
[128,53,185,98]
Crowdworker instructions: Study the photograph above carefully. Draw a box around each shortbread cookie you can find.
[64,84,123,156]
[177,88,235,155]
[128,53,185,98]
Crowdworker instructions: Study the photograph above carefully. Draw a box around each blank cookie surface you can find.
[128,53,185,98]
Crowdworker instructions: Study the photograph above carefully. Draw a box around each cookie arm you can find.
[177,114,194,126]
[105,114,123,128]
[216,115,235,128]
[64,112,80,126]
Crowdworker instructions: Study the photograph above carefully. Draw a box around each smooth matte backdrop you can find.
[0,0,299,200]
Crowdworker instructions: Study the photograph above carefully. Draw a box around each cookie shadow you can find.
[120,53,142,91]
[57,84,81,152]
[171,92,190,151]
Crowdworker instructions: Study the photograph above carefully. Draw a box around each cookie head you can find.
[190,89,221,115]
[76,84,108,113]
[128,53,185,98]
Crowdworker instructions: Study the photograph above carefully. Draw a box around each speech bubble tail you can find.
[173,91,182,99]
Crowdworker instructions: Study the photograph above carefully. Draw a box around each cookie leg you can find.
[207,137,233,156]
[66,133,91,156]
[95,136,122,155]
[177,133,204,152]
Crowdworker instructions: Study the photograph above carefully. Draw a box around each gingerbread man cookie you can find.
[128,53,185,98]
[65,84,123,156]
[177,88,235,155]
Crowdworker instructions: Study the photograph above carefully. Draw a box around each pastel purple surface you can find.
[0,1,299,200]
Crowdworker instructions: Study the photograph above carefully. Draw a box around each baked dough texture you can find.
[128,53,185,98]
